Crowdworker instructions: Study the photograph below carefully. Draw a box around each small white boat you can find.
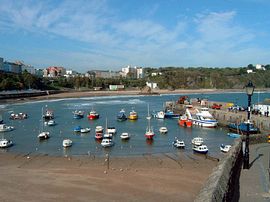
[193,145,208,154]
[101,138,114,147]
[0,139,13,148]
[63,139,72,147]
[156,111,165,119]
[47,120,56,126]
[220,144,232,153]
[38,131,50,140]
[103,133,113,138]
[107,127,116,135]
[191,137,204,146]
[159,127,168,133]
[95,126,104,133]
[172,138,185,148]
[120,132,130,140]
[0,124,14,132]
[80,128,91,133]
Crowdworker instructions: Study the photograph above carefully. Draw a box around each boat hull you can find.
[178,119,192,127]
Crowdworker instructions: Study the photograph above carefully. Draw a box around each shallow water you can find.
[0,92,269,158]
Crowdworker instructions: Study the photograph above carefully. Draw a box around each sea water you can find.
[0,92,269,158]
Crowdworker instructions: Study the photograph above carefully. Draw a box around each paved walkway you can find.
[240,143,270,201]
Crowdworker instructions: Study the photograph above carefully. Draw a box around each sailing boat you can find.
[37,107,50,140]
[145,104,155,139]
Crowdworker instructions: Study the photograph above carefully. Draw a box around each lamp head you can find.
[245,80,255,96]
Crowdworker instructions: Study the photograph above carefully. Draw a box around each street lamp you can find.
[243,80,255,169]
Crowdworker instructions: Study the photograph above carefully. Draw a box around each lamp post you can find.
[243,80,255,169]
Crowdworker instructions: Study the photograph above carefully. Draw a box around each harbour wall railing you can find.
[0,90,63,100]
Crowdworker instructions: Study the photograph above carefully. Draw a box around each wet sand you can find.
[0,152,217,202]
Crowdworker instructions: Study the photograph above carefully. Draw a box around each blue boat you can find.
[227,133,241,138]
[117,109,127,121]
[228,122,260,135]
[164,109,180,119]
[73,126,82,132]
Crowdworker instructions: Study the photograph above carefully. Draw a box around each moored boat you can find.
[193,145,208,154]
[117,109,127,121]
[73,126,82,132]
[228,122,260,134]
[186,107,217,128]
[63,139,72,147]
[73,110,84,119]
[220,144,231,153]
[0,124,14,132]
[120,132,130,140]
[164,109,180,119]
[159,127,168,133]
[172,138,185,148]
[0,139,13,148]
[38,131,50,140]
[153,111,165,119]
[101,138,114,147]
[87,110,99,120]
[95,126,104,134]
[107,127,116,135]
[10,112,28,120]
[80,127,91,133]
[128,109,138,120]
[43,109,54,120]
[191,137,204,146]
[227,132,241,138]
[47,120,56,126]
[178,115,192,127]
[145,104,155,139]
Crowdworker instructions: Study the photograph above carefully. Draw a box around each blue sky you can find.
[0,0,270,72]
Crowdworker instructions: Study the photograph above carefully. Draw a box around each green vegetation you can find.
[1,66,270,91]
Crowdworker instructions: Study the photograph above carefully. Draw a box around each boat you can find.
[228,122,260,134]
[87,109,99,120]
[186,107,218,128]
[191,137,204,146]
[95,126,104,134]
[95,133,103,140]
[73,110,84,119]
[0,139,13,148]
[107,127,116,135]
[192,145,208,154]
[47,120,56,126]
[128,109,138,120]
[63,139,72,147]
[120,132,130,140]
[172,138,185,148]
[220,144,231,153]
[80,128,91,133]
[145,104,155,139]
[0,124,14,132]
[73,126,82,132]
[101,138,114,147]
[9,112,28,120]
[38,131,50,140]
[153,111,165,119]
[227,132,241,138]
[164,109,180,119]
[117,109,127,121]
[43,108,54,120]
[159,127,168,133]
[178,115,192,127]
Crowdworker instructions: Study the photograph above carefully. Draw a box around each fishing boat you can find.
[159,127,168,134]
[62,139,72,147]
[228,122,259,134]
[164,109,180,119]
[227,132,241,138]
[145,104,155,139]
[80,127,91,133]
[186,107,218,128]
[87,109,99,120]
[73,126,82,132]
[120,132,130,140]
[0,139,13,148]
[43,109,54,120]
[172,138,185,148]
[178,115,192,127]
[47,120,56,126]
[0,124,14,132]
[117,109,127,121]
[220,144,231,153]
[10,112,28,120]
[128,109,138,120]
[191,137,204,146]
[101,138,114,147]
[192,145,208,154]
[73,110,84,119]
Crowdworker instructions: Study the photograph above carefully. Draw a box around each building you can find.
[3,61,22,73]
[64,70,78,78]
[88,70,120,78]
[121,65,144,79]
[256,64,266,70]
[146,82,158,89]
[136,67,144,79]
[247,69,253,74]
[14,61,36,75]
[109,85,125,91]
[43,66,66,77]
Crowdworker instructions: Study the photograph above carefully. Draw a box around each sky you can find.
[0,0,270,72]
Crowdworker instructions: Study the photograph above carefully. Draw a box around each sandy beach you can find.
[0,152,217,202]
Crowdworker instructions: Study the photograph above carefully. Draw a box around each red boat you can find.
[95,133,103,140]
[87,110,99,120]
[178,115,192,127]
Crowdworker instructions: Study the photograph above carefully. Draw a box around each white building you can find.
[247,69,253,74]
[256,64,265,70]
[121,65,144,79]
[64,70,78,78]
[146,82,158,89]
